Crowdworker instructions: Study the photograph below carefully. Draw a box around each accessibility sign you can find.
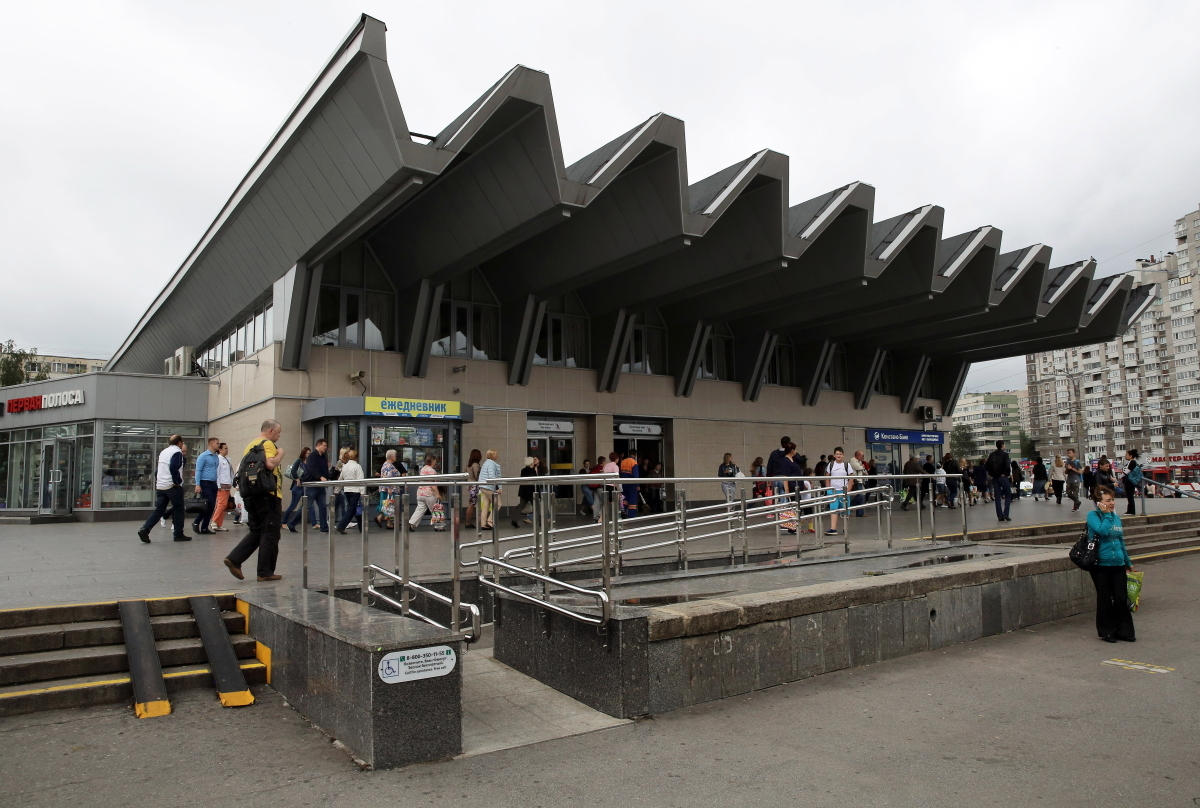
[377,645,457,684]
[867,428,944,444]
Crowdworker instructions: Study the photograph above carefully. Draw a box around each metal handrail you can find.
[478,555,611,627]
[295,472,959,636]
[1143,478,1200,501]
[365,564,482,642]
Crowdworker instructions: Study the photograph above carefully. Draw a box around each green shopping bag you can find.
[1127,570,1144,612]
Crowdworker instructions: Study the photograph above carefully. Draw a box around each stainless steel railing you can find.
[295,471,964,634]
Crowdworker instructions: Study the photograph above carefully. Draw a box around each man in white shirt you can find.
[137,435,188,543]
[826,447,852,536]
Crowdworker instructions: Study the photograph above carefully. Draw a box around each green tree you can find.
[0,341,45,386]
[1019,429,1037,459]
[950,424,976,458]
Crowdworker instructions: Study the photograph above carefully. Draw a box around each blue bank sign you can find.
[867,428,944,444]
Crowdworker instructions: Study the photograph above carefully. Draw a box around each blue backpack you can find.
[1126,464,1143,487]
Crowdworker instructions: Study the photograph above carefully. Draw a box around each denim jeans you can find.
[194,480,218,530]
[336,493,361,532]
[993,476,1012,520]
[288,486,328,531]
[141,486,185,537]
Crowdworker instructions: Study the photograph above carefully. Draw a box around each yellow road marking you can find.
[1102,658,1174,674]
[0,592,237,614]
[1131,547,1200,560]
[0,676,131,699]
[0,662,265,699]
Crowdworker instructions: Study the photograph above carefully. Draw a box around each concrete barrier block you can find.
[877,599,905,661]
[728,589,810,625]
[678,634,725,707]
[790,613,824,679]
[751,620,793,691]
[647,638,684,714]
[901,597,931,655]
[981,582,1003,637]
[846,604,880,668]
[822,609,851,673]
[928,586,983,649]
[647,610,686,641]
[663,600,743,637]
[719,628,758,699]
[1009,553,1073,577]
[1071,568,1093,614]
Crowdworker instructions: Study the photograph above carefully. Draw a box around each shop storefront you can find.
[300,396,473,479]
[0,375,210,520]
[866,427,945,475]
[1143,453,1200,485]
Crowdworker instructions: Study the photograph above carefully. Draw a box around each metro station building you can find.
[0,15,1154,520]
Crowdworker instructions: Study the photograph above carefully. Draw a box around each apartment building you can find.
[953,391,1023,454]
[1026,205,1200,479]
[23,354,107,380]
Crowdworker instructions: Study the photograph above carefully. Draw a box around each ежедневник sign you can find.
[363,397,460,418]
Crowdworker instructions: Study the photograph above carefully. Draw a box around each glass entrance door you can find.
[613,437,663,471]
[39,440,74,515]
[526,435,574,507]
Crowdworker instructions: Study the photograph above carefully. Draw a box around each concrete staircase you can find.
[976,509,1200,561]
[0,594,265,717]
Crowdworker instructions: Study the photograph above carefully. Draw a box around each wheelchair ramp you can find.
[460,645,627,757]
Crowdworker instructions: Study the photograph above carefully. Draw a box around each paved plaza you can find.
[0,495,1196,610]
[1,552,1195,807]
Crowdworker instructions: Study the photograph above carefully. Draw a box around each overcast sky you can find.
[2,1,1197,393]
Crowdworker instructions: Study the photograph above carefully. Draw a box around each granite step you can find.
[0,593,238,630]
[0,659,267,718]
[0,612,245,656]
[0,634,256,688]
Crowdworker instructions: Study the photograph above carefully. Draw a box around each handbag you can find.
[431,501,446,531]
[1068,526,1099,569]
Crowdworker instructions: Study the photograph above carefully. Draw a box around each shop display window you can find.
[100,421,204,508]
[368,425,445,478]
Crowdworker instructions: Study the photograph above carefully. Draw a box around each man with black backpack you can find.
[986,439,1012,523]
[223,419,286,582]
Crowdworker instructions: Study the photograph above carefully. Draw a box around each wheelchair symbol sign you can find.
[377,645,456,683]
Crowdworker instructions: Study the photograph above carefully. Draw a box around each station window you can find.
[533,293,589,368]
[622,311,668,376]
[823,344,849,391]
[313,242,396,351]
[431,269,499,360]
[873,353,895,396]
[198,300,273,374]
[762,335,795,387]
[696,323,735,382]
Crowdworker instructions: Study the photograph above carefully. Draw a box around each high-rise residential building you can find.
[1025,203,1200,477]
[952,391,1023,455]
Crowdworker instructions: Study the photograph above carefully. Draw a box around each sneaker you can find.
[160,518,167,528]
[137,530,151,544]
[824,529,838,536]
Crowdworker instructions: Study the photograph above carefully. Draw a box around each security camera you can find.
[350,370,365,381]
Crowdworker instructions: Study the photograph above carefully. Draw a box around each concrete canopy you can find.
[107,13,1149,420]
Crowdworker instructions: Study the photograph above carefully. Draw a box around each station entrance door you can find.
[526,434,575,511]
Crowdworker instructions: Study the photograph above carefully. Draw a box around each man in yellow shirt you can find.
[223,419,286,582]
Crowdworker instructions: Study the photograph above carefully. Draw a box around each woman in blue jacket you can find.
[1086,485,1135,643]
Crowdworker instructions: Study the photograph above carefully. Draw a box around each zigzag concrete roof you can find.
[107,13,1150,417]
